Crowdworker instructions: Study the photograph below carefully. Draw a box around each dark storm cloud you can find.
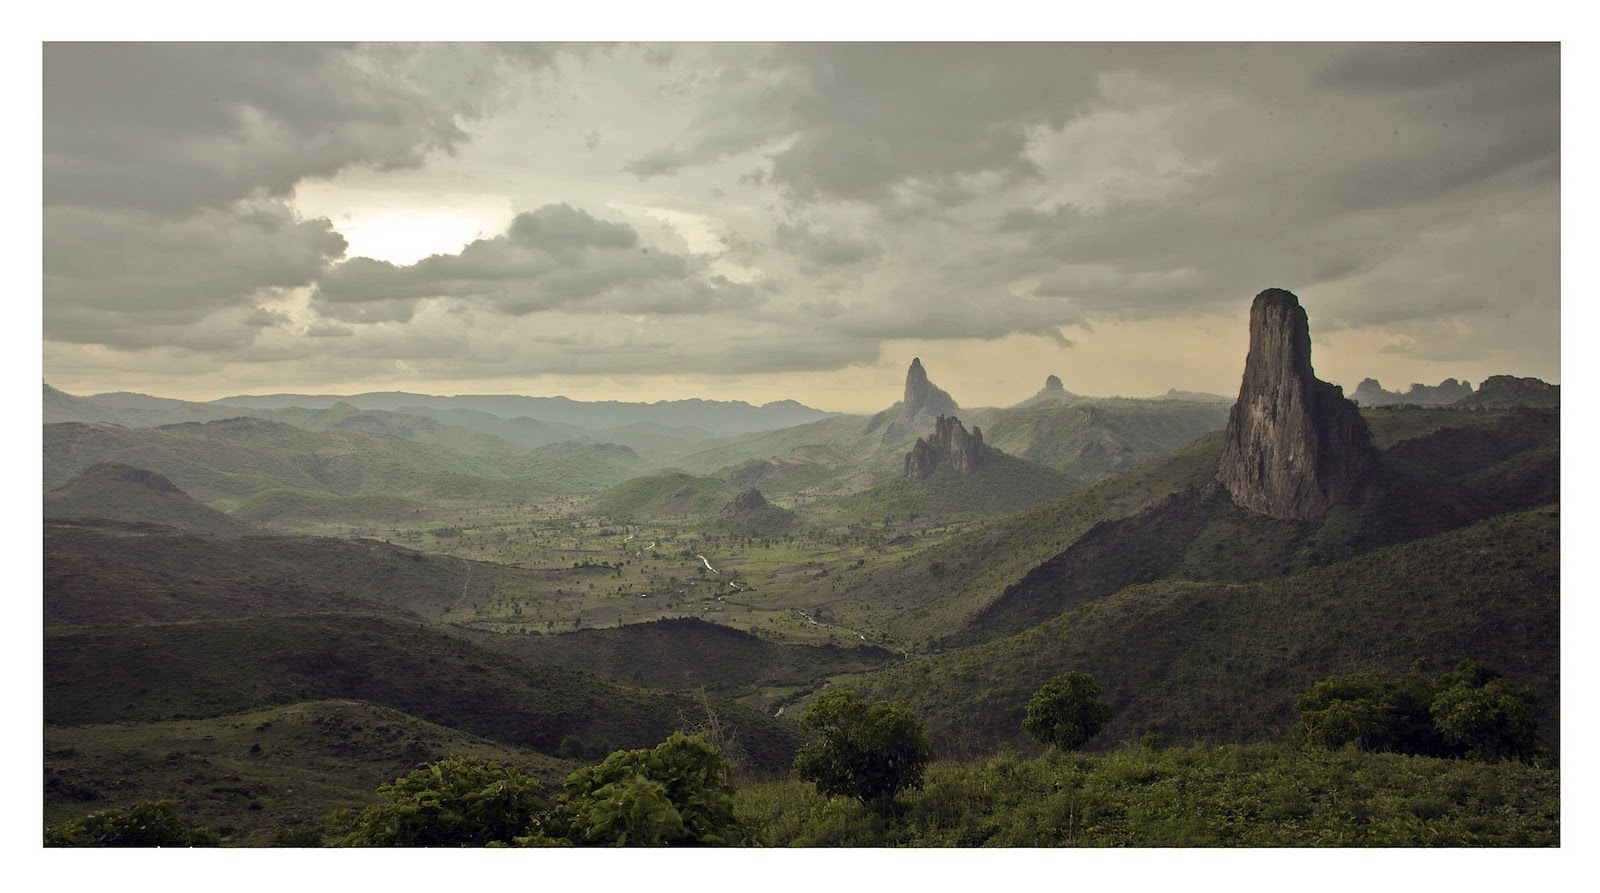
[44,42,550,214]
[44,202,348,344]
[625,44,1101,202]
[311,204,751,319]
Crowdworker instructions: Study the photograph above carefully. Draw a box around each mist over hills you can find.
[208,390,837,438]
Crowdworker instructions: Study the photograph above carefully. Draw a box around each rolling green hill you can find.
[45,463,258,536]
[44,699,579,846]
[43,418,568,518]
[44,612,804,774]
[826,452,1076,524]
[593,471,741,521]
[43,520,560,626]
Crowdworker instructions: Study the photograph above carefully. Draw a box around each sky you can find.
[37,37,1562,414]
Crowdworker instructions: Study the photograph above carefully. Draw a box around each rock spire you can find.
[1217,288,1377,520]
[902,358,959,420]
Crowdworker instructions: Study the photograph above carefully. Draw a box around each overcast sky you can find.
[39,40,1561,413]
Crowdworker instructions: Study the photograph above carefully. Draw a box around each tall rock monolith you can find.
[1217,288,1377,520]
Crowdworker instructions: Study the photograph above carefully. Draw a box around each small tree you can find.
[1022,671,1114,751]
[791,689,933,814]
[1430,660,1540,762]
[540,732,754,846]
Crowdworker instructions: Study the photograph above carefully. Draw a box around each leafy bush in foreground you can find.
[535,732,755,846]
[45,800,221,847]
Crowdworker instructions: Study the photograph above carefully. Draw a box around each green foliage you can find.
[1023,671,1113,751]
[739,743,1561,847]
[538,732,755,846]
[333,756,545,847]
[792,690,933,812]
[1294,660,1539,762]
[45,800,221,847]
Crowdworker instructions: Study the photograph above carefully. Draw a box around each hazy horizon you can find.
[42,42,1559,415]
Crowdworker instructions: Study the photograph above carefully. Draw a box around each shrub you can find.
[333,756,545,847]
[45,800,222,847]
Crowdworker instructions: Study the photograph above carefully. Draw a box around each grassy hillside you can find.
[44,612,804,774]
[738,744,1558,846]
[43,520,546,625]
[593,471,741,520]
[44,699,579,846]
[846,505,1559,758]
[43,418,569,518]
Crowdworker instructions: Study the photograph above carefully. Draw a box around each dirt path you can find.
[449,558,474,613]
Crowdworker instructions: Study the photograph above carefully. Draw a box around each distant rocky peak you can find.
[720,488,771,518]
[905,414,994,481]
[903,358,959,420]
[1217,288,1377,520]
[1043,374,1065,392]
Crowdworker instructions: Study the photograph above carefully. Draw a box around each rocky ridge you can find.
[1352,377,1474,407]
[905,415,996,481]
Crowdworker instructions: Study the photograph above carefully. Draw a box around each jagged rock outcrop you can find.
[1456,375,1560,409]
[902,358,959,420]
[1217,288,1378,521]
[719,488,771,518]
[1352,377,1474,407]
[1042,374,1064,394]
[905,415,995,481]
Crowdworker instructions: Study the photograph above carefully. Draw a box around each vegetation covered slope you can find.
[45,463,258,536]
[44,520,550,625]
[846,505,1559,758]
[466,617,896,696]
[44,700,579,846]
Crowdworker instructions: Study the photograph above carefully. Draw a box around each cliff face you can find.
[1217,288,1378,521]
[905,415,993,481]
[903,358,959,420]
